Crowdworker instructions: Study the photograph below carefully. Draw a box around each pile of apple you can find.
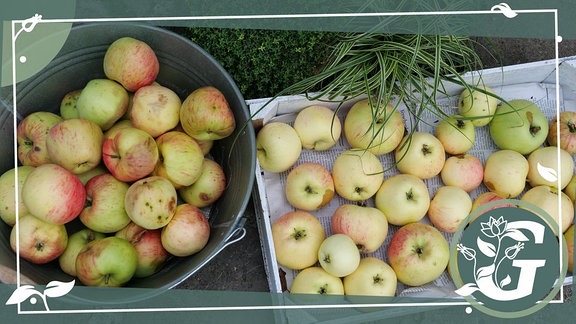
[256,86,575,296]
[0,36,237,287]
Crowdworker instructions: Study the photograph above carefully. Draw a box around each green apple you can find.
[256,122,302,173]
[387,222,449,286]
[116,222,170,278]
[130,84,181,137]
[489,99,549,155]
[343,257,397,297]
[344,99,405,155]
[46,118,104,174]
[527,146,574,190]
[0,165,35,227]
[178,158,227,208]
[21,163,86,225]
[289,266,344,295]
[440,154,484,193]
[59,89,82,119]
[294,104,341,151]
[160,204,210,257]
[179,86,236,141]
[16,111,62,166]
[284,162,335,211]
[332,149,384,202]
[374,173,430,226]
[521,185,574,235]
[76,78,129,131]
[331,204,388,254]
[75,236,138,287]
[434,114,475,155]
[427,186,472,233]
[395,131,445,179]
[271,211,325,270]
[103,36,159,92]
[483,149,529,198]
[318,234,361,277]
[79,173,131,233]
[153,131,205,189]
[102,126,159,182]
[457,85,499,127]
[124,176,177,230]
[58,228,105,276]
[10,213,68,264]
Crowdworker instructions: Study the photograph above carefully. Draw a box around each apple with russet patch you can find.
[59,89,82,119]
[284,162,334,211]
[130,83,181,137]
[124,176,177,230]
[178,158,227,208]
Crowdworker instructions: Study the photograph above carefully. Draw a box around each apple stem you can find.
[104,274,110,286]
[568,121,576,133]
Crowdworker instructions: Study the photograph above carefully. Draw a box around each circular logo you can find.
[450,199,568,318]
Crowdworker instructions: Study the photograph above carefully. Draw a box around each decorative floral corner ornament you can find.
[5,280,75,311]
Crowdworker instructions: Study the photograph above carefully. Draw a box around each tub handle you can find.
[217,218,247,254]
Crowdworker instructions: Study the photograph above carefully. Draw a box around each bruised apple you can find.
[124,176,177,230]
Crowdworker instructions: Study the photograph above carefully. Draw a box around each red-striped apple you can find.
[10,213,68,264]
[331,204,388,254]
[130,84,181,137]
[160,204,210,257]
[428,186,472,233]
[440,154,484,192]
[16,111,62,166]
[116,222,170,278]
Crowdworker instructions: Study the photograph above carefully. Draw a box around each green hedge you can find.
[178,27,339,100]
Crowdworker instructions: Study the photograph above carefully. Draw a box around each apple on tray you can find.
[16,111,63,167]
[256,122,302,173]
[374,173,430,226]
[124,176,178,230]
[21,163,86,225]
[526,146,574,190]
[271,211,325,270]
[153,131,205,189]
[344,98,405,155]
[45,118,104,175]
[343,257,397,297]
[0,165,35,227]
[289,266,344,295]
[547,111,576,154]
[331,149,384,202]
[116,222,170,278]
[178,158,227,208]
[427,186,472,233]
[483,149,529,198]
[10,213,68,265]
[58,228,106,276]
[331,204,388,254]
[318,234,361,278]
[75,78,129,131]
[79,173,132,233]
[179,86,236,141]
[440,154,484,193]
[489,99,549,155]
[387,222,450,286]
[103,36,159,92]
[394,131,446,179]
[284,162,335,211]
[160,203,211,257]
[75,236,139,287]
[130,83,182,137]
[434,114,475,155]
[293,104,341,151]
[102,126,159,182]
[520,185,574,235]
[457,84,499,127]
